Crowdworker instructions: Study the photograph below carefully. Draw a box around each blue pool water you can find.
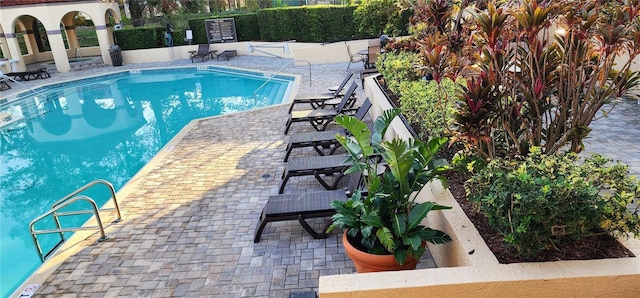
[0,66,293,297]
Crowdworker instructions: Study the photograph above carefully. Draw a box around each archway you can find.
[0,1,121,73]
[61,11,102,65]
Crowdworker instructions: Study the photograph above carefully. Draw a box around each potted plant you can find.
[327,109,452,272]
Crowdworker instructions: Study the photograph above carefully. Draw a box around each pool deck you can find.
[7,56,639,297]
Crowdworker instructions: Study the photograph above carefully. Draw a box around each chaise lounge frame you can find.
[283,82,358,134]
[283,98,372,162]
[254,172,362,242]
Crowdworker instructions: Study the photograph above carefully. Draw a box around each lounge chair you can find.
[0,78,9,91]
[283,98,372,162]
[6,68,50,81]
[190,44,217,63]
[287,73,354,114]
[254,172,363,242]
[278,154,351,194]
[283,82,358,134]
[216,50,237,61]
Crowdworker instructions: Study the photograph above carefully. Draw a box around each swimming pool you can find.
[0,66,294,297]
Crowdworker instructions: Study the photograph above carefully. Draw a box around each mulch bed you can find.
[446,171,635,263]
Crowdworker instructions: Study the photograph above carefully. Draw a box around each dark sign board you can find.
[205,18,237,43]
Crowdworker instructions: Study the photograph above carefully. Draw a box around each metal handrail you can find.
[29,195,108,262]
[52,179,122,222]
[253,60,312,98]
[29,179,122,262]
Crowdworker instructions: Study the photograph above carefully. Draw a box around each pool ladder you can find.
[29,179,122,262]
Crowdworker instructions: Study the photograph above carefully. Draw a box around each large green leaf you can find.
[407,202,434,231]
[361,214,385,227]
[335,114,374,157]
[372,109,401,147]
[394,249,408,265]
[391,213,407,235]
[417,228,452,244]
[381,139,414,194]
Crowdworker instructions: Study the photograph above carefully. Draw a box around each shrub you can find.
[376,51,421,95]
[115,27,163,50]
[465,147,640,258]
[257,5,361,42]
[396,78,461,140]
[353,0,410,36]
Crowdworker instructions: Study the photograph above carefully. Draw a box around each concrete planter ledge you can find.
[318,75,640,297]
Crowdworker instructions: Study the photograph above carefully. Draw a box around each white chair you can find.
[346,44,365,70]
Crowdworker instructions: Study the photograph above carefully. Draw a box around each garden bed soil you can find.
[446,171,635,263]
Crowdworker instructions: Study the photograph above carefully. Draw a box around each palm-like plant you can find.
[328,109,452,265]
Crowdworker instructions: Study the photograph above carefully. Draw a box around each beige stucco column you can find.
[1,33,26,72]
[95,24,113,65]
[46,29,70,72]
[64,25,80,56]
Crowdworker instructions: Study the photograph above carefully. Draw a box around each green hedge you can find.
[188,13,260,44]
[114,5,394,48]
[115,27,185,50]
[257,5,364,42]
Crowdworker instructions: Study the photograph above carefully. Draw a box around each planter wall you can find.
[318,75,640,297]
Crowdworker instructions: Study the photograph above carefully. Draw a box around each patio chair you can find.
[365,40,381,69]
[254,172,363,242]
[287,73,354,114]
[283,98,372,162]
[346,44,365,70]
[283,82,358,134]
[5,68,50,81]
[190,44,217,63]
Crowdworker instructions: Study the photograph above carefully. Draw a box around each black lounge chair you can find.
[216,50,237,61]
[190,44,217,63]
[287,73,354,113]
[283,98,372,162]
[254,172,362,242]
[278,154,351,194]
[283,82,358,134]
[6,68,50,81]
[0,78,9,91]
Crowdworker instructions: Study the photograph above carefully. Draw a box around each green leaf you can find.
[376,227,395,252]
[335,114,374,157]
[392,213,407,235]
[394,249,408,265]
[372,109,401,147]
[420,228,452,244]
[407,202,434,231]
[361,214,385,227]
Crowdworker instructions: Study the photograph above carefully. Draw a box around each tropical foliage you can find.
[382,0,640,259]
[328,110,452,265]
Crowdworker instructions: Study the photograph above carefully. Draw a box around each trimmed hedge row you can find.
[115,27,185,50]
[257,5,366,42]
[115,5,390,49]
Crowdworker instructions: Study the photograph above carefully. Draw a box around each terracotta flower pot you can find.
[342,231,419,273]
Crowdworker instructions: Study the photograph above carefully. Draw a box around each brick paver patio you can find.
[11,57,435,298]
